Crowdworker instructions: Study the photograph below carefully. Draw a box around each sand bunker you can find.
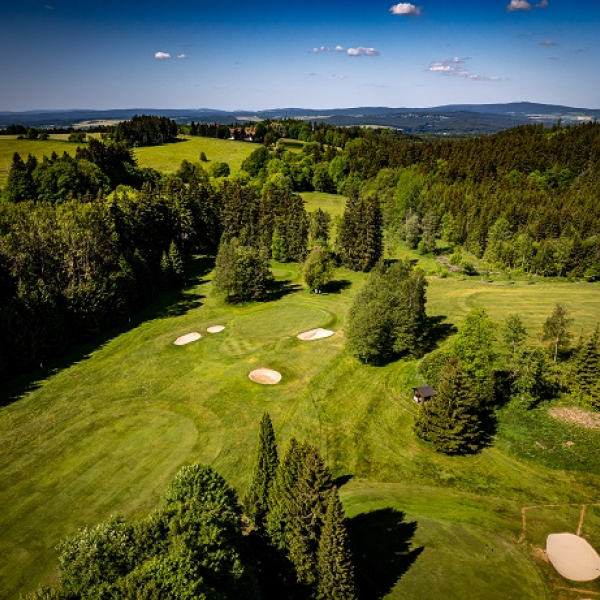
[249,368,282,385]
[207,325,226,333]
[546,533,600,581]
[297,328,335,341]
[173,332,202,346]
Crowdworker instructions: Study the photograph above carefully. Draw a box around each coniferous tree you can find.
[286,445,333,587]
[266,438,305,550]
[346,260,427,364]
[244,413,279,528]
[310,208,332,246]
[414,356,483,454]
[316,489,357,600]
[570,326,600,407]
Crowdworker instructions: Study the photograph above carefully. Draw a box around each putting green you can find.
[233,304,333,340]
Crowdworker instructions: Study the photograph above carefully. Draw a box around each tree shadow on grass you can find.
[0,255,214,408]
[322,279,352,294]
[265,279,303,302]
[421,314,457,354]
[347,508,423,600]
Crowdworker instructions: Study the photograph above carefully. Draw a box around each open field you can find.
[1,246,600,598]
[0,136,86,188]
[0,135,255,189]
[133,136,255,173]
[301,190,348,218]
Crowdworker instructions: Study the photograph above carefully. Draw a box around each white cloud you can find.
[309,45,379,57]
[154,51,171,60]
[427,57,502,81]
[507,0,532,11]
[539,40,558,46]
[390,3,421,16]
[176,54,187,59]
[346,47,380,57]
[536,0,548,7]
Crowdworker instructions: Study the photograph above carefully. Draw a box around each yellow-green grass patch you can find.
[301,191,347,218]
[133,136,256,174]
[0,136,88,188]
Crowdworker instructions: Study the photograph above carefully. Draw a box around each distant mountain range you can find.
[1,102,598,136]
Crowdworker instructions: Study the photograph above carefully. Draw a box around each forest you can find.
[1,114,600,599]
[1,117,599,381]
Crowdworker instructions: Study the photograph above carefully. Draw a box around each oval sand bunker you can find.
[546,533,600,581]
[249,368,282,385]
[173,332,202,346]
[297,328,335,341]
[207,325,226,333]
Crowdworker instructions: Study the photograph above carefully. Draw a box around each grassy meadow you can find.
[133,136,255,174]
[0,135,255,189]
[1,232,600,599]
[0,135,85,188]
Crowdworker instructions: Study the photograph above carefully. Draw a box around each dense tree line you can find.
[0,164,221,381]
[109,115,178,147]
[345,123,600,278]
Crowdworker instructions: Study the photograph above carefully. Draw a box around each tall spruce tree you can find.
[286,445,333,587]
[570,326,600,407]
[414,356,483,454]
[244,413,279,528]
[317,489,357,600]
[266,438,306,550]
[338,191,382,272]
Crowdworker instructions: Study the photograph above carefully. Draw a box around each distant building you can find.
[413,385,436,405]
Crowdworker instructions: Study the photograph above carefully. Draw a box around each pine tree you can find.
[266,438,305,550]
[286,445,333,586]
[414,356,483,454]
[317,489,357,600]
[570,326,600,406]
[243,413,279,528]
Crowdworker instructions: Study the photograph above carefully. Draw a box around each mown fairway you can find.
[1,249,600,599]
[133,136,255,173]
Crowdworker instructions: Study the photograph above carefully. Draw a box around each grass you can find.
[301,191,348,218]
[2,187,600,597]
[133,136,255,174]
[0,136,85,188]
[0,135,256,189]
[1,257,600,599]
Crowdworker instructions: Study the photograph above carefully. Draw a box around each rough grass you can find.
[301,191,348,218]
[133,136,255,174]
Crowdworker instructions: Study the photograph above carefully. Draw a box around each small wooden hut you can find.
[413,385,436,405]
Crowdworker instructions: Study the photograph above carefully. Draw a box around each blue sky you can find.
[1,0,599,111]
